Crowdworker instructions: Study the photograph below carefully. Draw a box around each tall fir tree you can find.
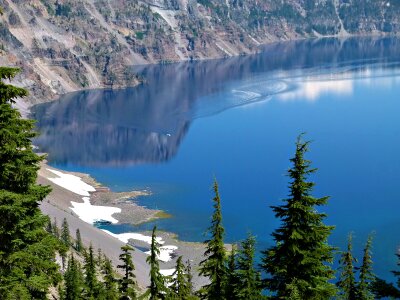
[53,217,60,238]
[83,244,99,298]
[170,256,191,299]
[235,233,263,300]
[261,135,336,299]
[64,255,84,300]
[147,226,166,300]
[199,179,227,300]
[61,217,71,247]
[75,228,83,252]
[225,245,239,300]
[102,256,119,300]
[117,245,137,300]
[337,233,358,300]
[186,259,195,296]
[358,235,375,300]
[0,67,60,298]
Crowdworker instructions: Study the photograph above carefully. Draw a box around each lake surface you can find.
[33,37,400,281]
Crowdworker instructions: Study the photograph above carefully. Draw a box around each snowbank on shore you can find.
[146,245,178,262]
[102,230,164,245]
[70,197,121,224]
[47,169,96,196]
[102,230,178,262]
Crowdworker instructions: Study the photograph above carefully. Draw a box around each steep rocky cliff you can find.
[0,0,399,105]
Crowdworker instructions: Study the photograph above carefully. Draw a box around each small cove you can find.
[33,37,400,281]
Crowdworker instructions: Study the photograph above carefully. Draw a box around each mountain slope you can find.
[1,0,399,105]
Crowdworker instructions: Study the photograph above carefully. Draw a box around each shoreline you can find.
[37,162,209,289]
[17,34,399,112]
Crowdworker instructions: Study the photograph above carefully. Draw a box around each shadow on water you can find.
[32,37,400,167]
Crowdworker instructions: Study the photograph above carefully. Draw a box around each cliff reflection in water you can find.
[32,37,400,167]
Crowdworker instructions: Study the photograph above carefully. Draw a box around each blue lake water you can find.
[33,37,400,281]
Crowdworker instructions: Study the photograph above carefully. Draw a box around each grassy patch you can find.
[154,211,172,219]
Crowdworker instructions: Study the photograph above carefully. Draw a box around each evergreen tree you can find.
[97,248,103,267]
[358,235,375,300]
[53,217,60,238]
[147,226,166,299]
[117,245,137,300]
[61,217,71,246]
[170,256,191,299]
[75,228,83,252]
[199,179,227,300]
[261,135,336,299]
[102,256,119,300]
[186,259,195,296]
[83,244,99,298]
[0,67,60,298]
[225,245,239,300]
[64,255,84,300]
[235,234,263,299]
[337,233,358,300]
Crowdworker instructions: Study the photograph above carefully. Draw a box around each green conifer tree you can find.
[147,226,167,299]
[170,256,191,298]
[358,235,375,300]
[64,255,84,300]
[61,217,71,246]
[75,228,83,252]
[0,67,60,298]
[118,245,137,300]
[261,135,336,299]
[225,245,239,299]
[102,256,119,300]
[235,234,262,299]
[337,233,358,300]
[53,217,60,238]
[199,179,227,300]
[83,244,99,298]
[186,259,195,296]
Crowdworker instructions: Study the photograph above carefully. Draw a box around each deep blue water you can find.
[33,37,400,281]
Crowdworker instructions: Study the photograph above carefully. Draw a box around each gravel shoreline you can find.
[37,163,208,289]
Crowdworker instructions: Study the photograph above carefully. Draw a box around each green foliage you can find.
[168,256,191,299]
[225,245,239,299]
[147,226,166,299]
[83,244,99,298]
[102,256,119,300]
[61,217,71,247]
[235,234,262,299]
[261,135,336,299]
[118,245,137,300]
[371,277,400,299]
[0,67,60,299]
[199,179,227,299]
[75,229,83,252]
[337,233,358,300]
[64,255,84,300]
[358,235,375,300]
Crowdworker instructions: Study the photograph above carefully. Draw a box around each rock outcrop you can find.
[1,0,399,104]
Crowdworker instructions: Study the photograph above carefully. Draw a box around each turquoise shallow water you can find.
[33,37,400,281]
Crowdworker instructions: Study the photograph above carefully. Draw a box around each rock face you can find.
[0,0,400,104]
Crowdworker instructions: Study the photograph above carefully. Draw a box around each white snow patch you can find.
[47,169,96,196]
[71,197,121,224]
[160,268,175,276]
[102,230,164,245]
[146,245,178,262]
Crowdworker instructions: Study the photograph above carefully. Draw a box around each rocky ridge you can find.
[0,0,399,105]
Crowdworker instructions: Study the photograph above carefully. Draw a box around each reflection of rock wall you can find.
[32,37,400,167]
[33,87,191,167]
